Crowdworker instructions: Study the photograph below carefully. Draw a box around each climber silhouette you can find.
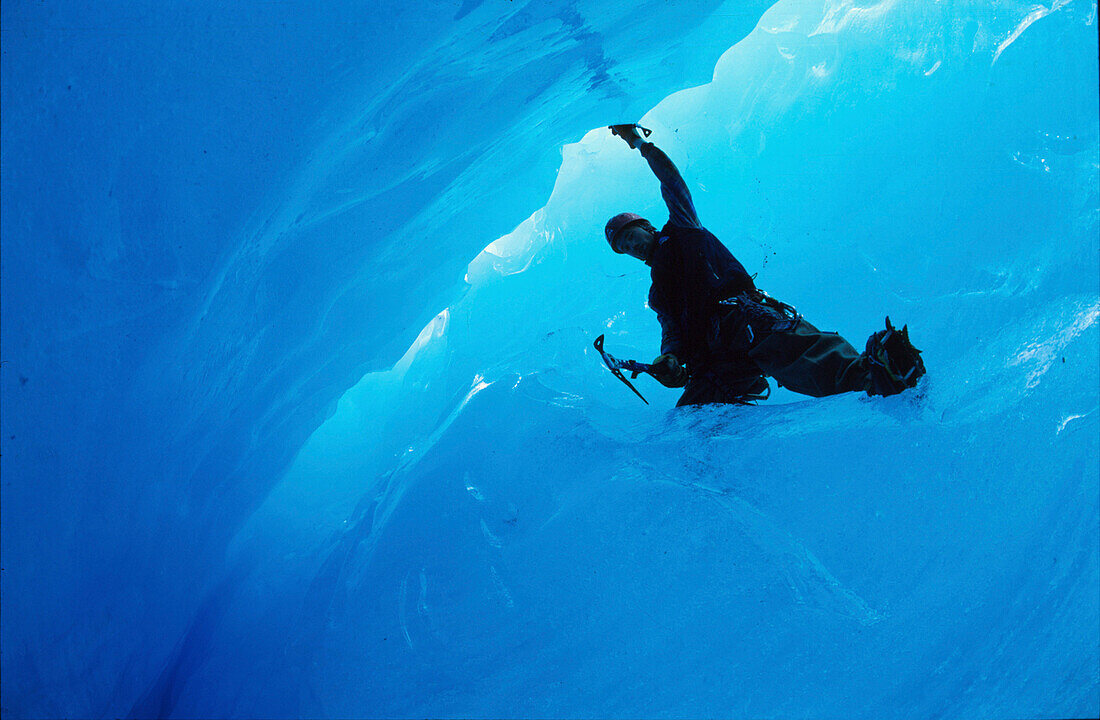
[604,124,925,406]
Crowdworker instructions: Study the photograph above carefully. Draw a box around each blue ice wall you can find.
[2,0,1098,718]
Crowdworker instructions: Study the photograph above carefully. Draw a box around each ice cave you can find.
[2,1,1098,717]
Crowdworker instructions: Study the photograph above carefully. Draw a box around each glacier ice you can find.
[1,0,1098,718]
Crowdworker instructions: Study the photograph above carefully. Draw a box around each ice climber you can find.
[604,124,926,406]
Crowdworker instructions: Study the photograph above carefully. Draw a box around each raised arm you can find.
[638,142,702,229]
[610,125,702,229]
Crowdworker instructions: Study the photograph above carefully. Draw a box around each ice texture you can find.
[1,0,1098,718]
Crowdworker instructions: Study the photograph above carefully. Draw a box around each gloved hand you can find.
[650,353,688,388]
[609,123,648,149]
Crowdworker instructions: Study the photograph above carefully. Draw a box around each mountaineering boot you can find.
[864,317,926,396]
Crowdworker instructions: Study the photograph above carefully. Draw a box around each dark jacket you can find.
[640,142,756,370]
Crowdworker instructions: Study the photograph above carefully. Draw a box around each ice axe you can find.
[593,334,653,404]
[609,123,652,145]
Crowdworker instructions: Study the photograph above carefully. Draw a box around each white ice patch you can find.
[480,518,503,548]
[1056,411,1093,435]
[809,0,898,37]
[489,565,514,608]
[466,208,554,285]
[1009,301,1100,390]
[394,309,450,373]
[992,1,1071,64]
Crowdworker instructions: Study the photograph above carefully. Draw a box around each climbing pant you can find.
[676,293,871,406]
[746,318,870,397]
